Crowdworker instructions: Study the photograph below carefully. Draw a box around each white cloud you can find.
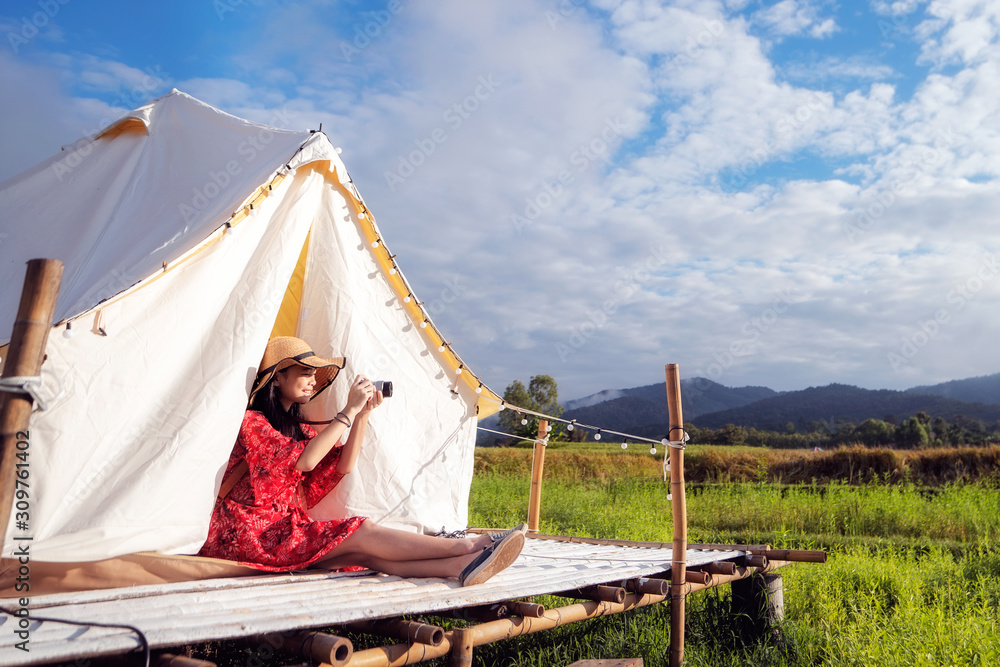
[753,0,838,39]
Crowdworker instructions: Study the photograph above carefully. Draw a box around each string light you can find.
[650,445,657,455]
[371,240,380,248]
[475,383,483,394]
[546,424,553,432]
[621,440,628,450]
[62,321,74,339]
[403,294,412,303]
[389,267,397,275]
[594,429,601,441]
[498,401,506,411]
[521,415,528,426]
[455,365,463,375]
[420,319,428,328]
[567,420,575,431]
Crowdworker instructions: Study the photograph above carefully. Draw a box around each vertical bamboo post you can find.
[0,259,64,545]
[527,419,548,533]
[665,364,686,667]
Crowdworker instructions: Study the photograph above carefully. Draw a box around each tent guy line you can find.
[483,402,689,450]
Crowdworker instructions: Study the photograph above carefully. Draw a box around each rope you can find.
[477,426,546,443]
[484,403,688,450]
[0,375,55,411]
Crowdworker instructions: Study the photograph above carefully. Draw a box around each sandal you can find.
[460,525,526,586]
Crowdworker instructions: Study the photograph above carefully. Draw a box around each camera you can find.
[373,380,393,398]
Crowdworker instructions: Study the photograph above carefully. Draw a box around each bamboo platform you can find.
[0,536,744,665]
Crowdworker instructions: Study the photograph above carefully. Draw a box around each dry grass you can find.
[475,444,1000,486]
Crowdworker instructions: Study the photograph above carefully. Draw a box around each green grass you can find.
[465,469,1000,667]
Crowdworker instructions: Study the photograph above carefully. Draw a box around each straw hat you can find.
[249,337,346,403]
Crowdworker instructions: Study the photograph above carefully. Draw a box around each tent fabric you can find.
[0,90,499,565]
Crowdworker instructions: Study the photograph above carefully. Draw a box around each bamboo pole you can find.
[527,419,548,533]
[759,548,827,563]
[281,631,353,666]
[561,584,626,603]
[348,620,444,646]
[0,259,63,545]
[507,601,545,618]
[664,363,686,667]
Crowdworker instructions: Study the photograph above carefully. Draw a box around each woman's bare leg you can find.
[321,521,491,563]
[316,551,477,579]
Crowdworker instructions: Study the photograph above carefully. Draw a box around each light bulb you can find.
[420,320,428,328]
[667,493,673,501]
[371,240,379,248]
[455,366,463,375]
[475,385,483,394]
[389,267,397,275]
[650,447,657,455]
[438,344,446,352]
[403,295,412,303]
[621,441,627,449]
[567,423,574,431]
[358,211,367,219]
[521,417,528,425]
[62,323,75,339]
[661,438,669,446]
[498,403,506,411]
[594,431,601,441]
[546,424,552,432]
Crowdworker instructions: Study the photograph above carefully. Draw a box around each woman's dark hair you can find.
[249,368,309,440]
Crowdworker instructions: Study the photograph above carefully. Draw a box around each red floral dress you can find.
[198,410,367,571]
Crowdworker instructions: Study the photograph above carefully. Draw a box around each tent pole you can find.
[527,419,548,533]
[0,259,63,547]
[665,364,686,667]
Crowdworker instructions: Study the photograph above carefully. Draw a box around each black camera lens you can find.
[374,380,393,398]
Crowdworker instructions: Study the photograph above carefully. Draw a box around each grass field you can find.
[459,446,1000,666]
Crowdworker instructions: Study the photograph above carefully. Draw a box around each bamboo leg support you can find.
[0,259,63,543]
[527,420,548,533]
[448,627,474,667]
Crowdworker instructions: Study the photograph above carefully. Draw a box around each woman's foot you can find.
[459,526,526,586]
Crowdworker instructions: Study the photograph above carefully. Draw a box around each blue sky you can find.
[2,0,999,400]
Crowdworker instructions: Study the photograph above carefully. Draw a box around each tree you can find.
[895,417,930,448]
[499,375,564,440]
[854,419,893,447]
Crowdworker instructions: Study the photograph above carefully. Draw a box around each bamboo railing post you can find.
[527,419,548,533]
[0,259,63,546]
[664,363,687,667]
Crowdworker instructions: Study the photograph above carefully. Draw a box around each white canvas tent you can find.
[0,90,503,579]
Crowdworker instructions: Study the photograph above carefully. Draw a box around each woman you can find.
[199,336,524,586]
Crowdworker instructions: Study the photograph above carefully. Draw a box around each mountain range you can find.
[556,372,1000,438]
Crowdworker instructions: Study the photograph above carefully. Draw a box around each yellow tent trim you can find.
[270,230,311,339]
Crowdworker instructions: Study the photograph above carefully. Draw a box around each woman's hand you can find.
[344,375,375,415]
[357,387,384,417]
